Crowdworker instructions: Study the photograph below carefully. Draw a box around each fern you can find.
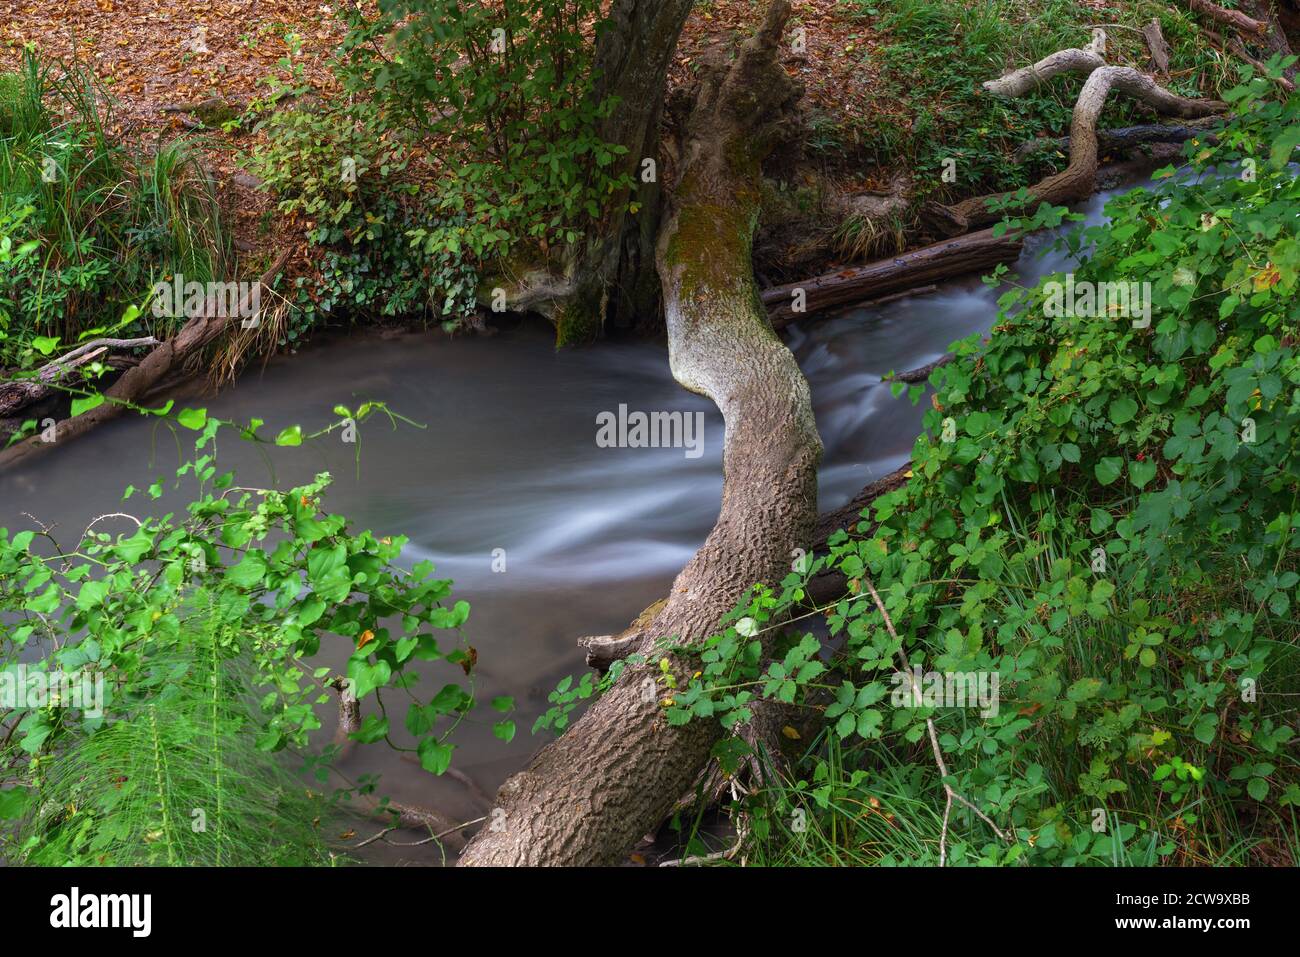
[16,594,336,866]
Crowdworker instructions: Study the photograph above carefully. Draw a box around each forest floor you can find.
[8,0,927,269]
[0,0,1250,286]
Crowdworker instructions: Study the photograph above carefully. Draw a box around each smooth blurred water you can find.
[0,181,1135,862]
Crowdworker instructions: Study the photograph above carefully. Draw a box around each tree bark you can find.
[541,0,695,345]
[458,0,820,866]
[761,227,1024,326]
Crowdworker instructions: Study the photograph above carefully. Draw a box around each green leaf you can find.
[1193,713,1218,745]
[176,407,208,430]
[1269,124,1300,170]
[349,714,389,744]
[349,658,392,699]
[70,394,105,417]
[1108,397,1138,426]
[0,786,32,820]
[1095,457,1123,485]
[1129,458,1157,489]
[226,552,268,588]
[275,425,304,447]
[417,737,454,775]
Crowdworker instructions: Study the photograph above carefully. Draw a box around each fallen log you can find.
[0,251,291,470]
[458,0,820,866]
[1014,120,1218,162]
[761,227,1023,326]
[0,337,158,417]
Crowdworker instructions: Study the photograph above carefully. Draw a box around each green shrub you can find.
[577,68,1300,866]
[0,410,507,865]
[242,1,633,334]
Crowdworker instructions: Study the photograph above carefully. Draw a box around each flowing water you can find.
[0,184,1131,862]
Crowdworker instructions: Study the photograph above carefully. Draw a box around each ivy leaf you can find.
[417,737,454,775]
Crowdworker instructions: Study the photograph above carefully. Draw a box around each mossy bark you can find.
[458,0,820,866]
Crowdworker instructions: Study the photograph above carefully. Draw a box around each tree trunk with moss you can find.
[543,0,694,345]
[458,0,820,866]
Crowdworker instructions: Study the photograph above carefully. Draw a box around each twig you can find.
[860,575,1012,865]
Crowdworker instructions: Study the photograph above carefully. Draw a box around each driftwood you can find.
[936,30,1225,232]
[0,250,291,470]
[761,227,1022,326]
[458,0,820,866]
[1143,18,1172,74]
[0,337,159,417]
[1014,120,1218,162]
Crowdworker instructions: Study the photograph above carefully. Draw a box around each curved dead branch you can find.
[942,31,1225,231]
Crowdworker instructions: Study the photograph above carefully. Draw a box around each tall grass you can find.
[708,487,1299,867]
[0,48,228,367]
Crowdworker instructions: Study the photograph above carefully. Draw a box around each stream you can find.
[0,183,1132,862]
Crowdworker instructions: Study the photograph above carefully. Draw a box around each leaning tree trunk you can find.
[458,0,820,866]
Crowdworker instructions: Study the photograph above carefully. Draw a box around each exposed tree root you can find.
[458,0,821,866]
[937,30,1225,232]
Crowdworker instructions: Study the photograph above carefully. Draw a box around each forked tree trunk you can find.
[458,0,820,866]
[549,0,695,344]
